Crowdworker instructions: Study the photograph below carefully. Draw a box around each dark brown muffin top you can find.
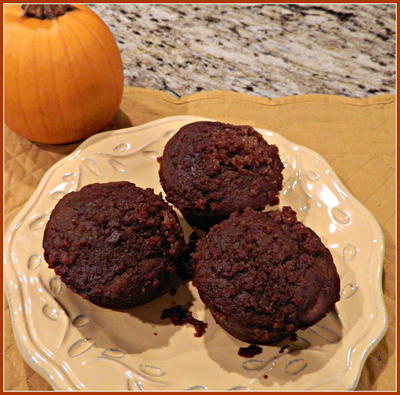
[43,182,185,308]
[159,121,284,229]
[192,207,340,336]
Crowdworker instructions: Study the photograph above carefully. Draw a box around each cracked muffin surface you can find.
[159,121,284,230]
[192,206,340,343]
[43,181,186,309]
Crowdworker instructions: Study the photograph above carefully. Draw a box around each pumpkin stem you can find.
[22,4,76,19]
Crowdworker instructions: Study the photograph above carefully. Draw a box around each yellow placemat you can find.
[5,88,395,390]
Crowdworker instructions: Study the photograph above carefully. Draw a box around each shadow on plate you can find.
[202,293,360,388]
[56,273,195,354]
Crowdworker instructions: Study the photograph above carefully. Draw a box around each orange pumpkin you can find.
[5,4,124,144]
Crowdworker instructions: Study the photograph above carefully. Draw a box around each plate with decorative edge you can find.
[5,115,387,391]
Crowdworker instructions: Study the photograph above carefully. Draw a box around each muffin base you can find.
[211,310,290,345]
[80,275,170,310]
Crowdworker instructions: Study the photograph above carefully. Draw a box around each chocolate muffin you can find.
[192,207,340,344]
[43,182,186,309]
[159,121,284,230]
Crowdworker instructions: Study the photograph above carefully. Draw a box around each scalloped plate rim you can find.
[5,115,387,391]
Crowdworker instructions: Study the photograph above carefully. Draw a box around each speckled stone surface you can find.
[93,4,395,98]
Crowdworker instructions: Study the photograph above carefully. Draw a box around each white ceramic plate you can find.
[5,115,387,391]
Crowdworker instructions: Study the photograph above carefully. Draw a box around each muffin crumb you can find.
[161,305,208,337]
[238,344,263,358]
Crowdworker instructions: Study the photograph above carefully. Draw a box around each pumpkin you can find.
[5,4,124,144]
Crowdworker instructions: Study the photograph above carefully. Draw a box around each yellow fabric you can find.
[5,88,395,390]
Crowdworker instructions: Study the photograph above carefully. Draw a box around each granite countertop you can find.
[90,3,395,98]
